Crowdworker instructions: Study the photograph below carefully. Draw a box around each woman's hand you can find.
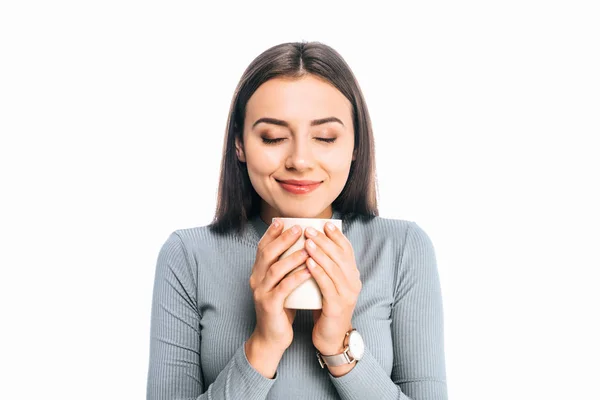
[303,223,362,357]
[247,219,312,367]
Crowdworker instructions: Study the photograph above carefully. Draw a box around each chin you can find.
[275,210,309,218]
[274,205,328,219]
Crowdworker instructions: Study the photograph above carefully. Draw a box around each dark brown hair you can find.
[210,41,378,234]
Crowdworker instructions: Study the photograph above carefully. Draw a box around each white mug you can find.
[275,217,343,309]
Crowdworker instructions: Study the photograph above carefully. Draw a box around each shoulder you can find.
[171,224,217,242]
[346,214,426,241]
[161,222,254,255]
[154,225,235,276]
[370,216,435,254]
[345,215,436,260]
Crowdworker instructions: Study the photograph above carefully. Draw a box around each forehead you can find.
[245,75,352,124]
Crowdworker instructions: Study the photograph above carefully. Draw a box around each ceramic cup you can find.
[275,217,343,309]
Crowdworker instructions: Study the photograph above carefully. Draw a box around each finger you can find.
[305,238,348,295]
[272,267,313,306]
[262,224,303,262]
[253,220,283,282]
[324,222,353,254]
[262,249,309,291]
[305,257,338,300]
[306,226,357,282]
[304,227,343,263]
[255,224,303,278]
[257,218,284,253]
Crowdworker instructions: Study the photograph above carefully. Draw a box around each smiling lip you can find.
[277,179,322,195]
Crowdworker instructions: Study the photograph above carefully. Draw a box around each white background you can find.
[1,1,598,399]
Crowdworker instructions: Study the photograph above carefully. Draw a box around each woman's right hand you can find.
[245,219,312,376]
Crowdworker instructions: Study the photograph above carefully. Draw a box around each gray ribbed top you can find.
[146,211,447,399]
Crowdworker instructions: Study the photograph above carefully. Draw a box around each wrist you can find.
[245,334,285,379]
[315,324,353,355]
[315,327,364,377]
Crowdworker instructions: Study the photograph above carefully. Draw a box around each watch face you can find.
[348,330,365,360]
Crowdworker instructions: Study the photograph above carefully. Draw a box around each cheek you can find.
[245,145,282,177]
[322,148,354,176]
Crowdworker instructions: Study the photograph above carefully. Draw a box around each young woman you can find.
[147,41,447,400]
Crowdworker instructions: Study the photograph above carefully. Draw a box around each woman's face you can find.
[236,74,355,222]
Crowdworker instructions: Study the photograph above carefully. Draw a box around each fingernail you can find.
[307,258,315,268]
[272,219,280,229]
[291,225,301,234]
[306,239,316,249]
[306,227,317,237]
[326,222,335,231]
[300,249,308,257]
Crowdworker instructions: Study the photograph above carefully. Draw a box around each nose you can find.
[285,136,315,172]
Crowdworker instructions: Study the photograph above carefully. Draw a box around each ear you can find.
[352,148,357,161]
[235,136,246,163]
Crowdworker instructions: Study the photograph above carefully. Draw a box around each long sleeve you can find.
[146,232,276,400]
[329,221,448,400]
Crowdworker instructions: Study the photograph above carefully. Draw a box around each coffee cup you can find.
[274,217,343,309]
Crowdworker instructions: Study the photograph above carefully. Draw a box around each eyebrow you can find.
[252,116,344,129]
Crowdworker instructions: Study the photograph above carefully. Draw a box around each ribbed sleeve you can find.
[329,221,447,400]
[146,232,276,400]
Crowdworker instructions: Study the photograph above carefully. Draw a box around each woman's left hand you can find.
[304,222,362,356]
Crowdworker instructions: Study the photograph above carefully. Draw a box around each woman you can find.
[147,41,447,400]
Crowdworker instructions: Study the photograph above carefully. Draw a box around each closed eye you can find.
[262,137,286,144]
[261,137,336,144]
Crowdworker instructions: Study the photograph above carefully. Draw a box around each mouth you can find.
[276,179,323,195]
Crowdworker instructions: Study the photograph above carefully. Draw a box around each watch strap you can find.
[316,347,355,368]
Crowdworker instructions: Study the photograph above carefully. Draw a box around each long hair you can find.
[210,41,378,234]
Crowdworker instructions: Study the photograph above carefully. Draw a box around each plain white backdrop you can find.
[1,1,598,399]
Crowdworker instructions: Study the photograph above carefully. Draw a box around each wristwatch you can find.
[316,329,365,368]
